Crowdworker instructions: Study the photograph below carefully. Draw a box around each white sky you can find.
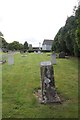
[0,0,78,47]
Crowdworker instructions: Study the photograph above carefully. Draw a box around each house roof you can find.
[42,39,53,45]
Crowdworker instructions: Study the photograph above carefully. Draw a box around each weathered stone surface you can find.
[59,52,65,58]
[39,61,61,103]
[0,54,7,64]
[51,53,56,64]
[8,54,14,65]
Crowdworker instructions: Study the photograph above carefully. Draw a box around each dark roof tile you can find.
[42,39,53,45]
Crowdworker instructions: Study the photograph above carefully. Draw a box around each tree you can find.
[8,41,23,51]
[75,5,80,56]
[0,32,3,48]
[2,38,8,49]
[24,41,28,51]
[0,31,3,36]
[52,5,80,56]
[19,43,24,50]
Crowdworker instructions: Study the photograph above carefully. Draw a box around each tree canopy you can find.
[52,5,80,57]
[24,41,28,51]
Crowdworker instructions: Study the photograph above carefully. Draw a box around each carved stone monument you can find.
[40,61,61,103]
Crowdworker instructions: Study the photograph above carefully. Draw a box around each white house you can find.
[42,39,53,51]
[78,0,80,6]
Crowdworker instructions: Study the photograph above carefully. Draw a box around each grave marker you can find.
[38,61,61,104]
[8,54,14,65]
[51,53,56,64]
[0,54,7,64]
[59,52,65,58]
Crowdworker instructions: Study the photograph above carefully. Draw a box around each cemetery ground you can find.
[2,53,78,118]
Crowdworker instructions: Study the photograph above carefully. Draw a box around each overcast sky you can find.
[0,0,78,47]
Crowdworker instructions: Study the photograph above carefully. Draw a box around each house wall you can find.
[42,45,46,50]
[42,45,52,50]
[46,45,52,50]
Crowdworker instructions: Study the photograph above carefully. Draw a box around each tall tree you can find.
[0,32,8,49]
[24,41,28,51]
[75,5,80,56]
[8,41,23,50]
[0,31,3,36]
[52,4,80,56]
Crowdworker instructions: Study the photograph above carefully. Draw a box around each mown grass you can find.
[2,53,78,118]
[0,58,2,119]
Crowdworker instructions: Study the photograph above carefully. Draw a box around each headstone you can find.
[38,51,41,54]
[2,54,7,63]
[0,54,7,64]
[20,51,27,57]
[59,52,65,58]
[51,53,56,64]
[39,61,61,103]
[8,54,14,65]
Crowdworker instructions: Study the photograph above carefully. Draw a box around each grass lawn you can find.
[2,53,78,118]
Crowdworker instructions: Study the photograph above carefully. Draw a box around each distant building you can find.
[42,39,53,51]
[32,47,40,52]
[78,0,80,6]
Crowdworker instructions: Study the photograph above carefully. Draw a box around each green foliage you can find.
[8,41,24,51]
[0,32,8,49]
[75,5,80,56]
[52,5,80,57]
[24,41,28,51]
[0,37,2,48]
[0,31,24,51]
[2,38,8,49]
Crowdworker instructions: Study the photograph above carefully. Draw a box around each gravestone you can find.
[51,53,56,64]
[0,54,7,64]
[20,51,27,57]
[8,54,14,65]
[2,54,7,63]
[39,61,61,103]
[38,51,41,54]
[59,52,65,58]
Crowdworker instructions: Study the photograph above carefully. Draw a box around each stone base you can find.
[34,90,61,104]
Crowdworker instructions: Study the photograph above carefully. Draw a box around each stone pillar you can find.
[40,61,56,103]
